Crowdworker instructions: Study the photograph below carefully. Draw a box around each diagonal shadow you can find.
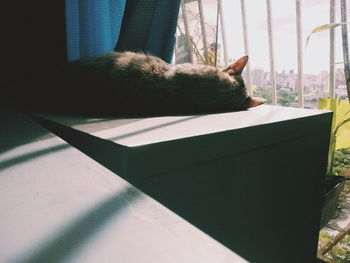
[108,115,203,141]
[0,112,50,155]
[0,114,203,172]
[0,111,132,155]
[27,114,127,177]
[0,144,70,171]
[13,186,142,263]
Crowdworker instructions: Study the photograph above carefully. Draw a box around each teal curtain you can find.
[66,0,181,63]
[65,0,126,60]
[115,0,181,63]
[144,0,181,62]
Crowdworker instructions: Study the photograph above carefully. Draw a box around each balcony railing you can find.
[175,1,350,262]
[176,0,349,109]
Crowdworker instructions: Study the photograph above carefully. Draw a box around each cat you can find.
[22,51,266,116]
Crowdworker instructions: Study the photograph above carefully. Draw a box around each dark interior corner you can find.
[1,2,67,105]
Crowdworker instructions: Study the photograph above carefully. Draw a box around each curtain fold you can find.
[65,0,126,60]
[115,0,181,63]
[66,0,181,63]
[144,0,181,63]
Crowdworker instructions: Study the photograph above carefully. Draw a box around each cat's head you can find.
[224,56,266,108]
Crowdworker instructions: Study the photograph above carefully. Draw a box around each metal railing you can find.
[265,0,277,105]
[177,0,349,107]
[295,0,304,107]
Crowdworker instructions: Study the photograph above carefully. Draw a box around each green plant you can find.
[308,16,350,263]
[306,21,350,103]
[318,98,350,176]
[307,21,350,177]
[305,22,349,49]
[319,230,350,263]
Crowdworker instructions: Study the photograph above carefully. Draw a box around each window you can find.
[175,0,349,108]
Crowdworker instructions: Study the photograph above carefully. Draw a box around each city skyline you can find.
[247,66,347,108]
[248,66,346,87]
[247,66,348,103]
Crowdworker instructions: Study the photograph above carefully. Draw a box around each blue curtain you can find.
[65,0,126,60]
[65,0,181,63]
[115,0,181,63]
[144,0,181,63]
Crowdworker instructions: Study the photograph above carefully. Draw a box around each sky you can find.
[199,0,350,74]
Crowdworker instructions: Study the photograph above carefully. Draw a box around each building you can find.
[251,68,265,87]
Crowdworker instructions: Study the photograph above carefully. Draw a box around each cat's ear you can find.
[224,56,248,75]
[247,97,267,108]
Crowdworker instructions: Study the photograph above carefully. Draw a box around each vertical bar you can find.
[296,0,304,107]
[215,3,219,67]
[240,0,252,96]
[181,1,193,63]
[197,0,209,64]
[341,0,350,101]
[217,0,229,66]
[328,0,337,169]
[266,0,277,105]
[329,0,336,98]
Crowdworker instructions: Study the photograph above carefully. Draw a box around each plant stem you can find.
[328,99,338,174]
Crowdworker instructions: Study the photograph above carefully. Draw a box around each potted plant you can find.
[306,18,350,228]
[318,98,350,228]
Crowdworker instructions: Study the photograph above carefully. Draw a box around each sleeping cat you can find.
[23,51,265,116]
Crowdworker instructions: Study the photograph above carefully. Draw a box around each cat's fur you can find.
[24,51,265,116]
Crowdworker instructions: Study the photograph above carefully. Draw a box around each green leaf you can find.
[306,22,350,49]
[318,98,350,150]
